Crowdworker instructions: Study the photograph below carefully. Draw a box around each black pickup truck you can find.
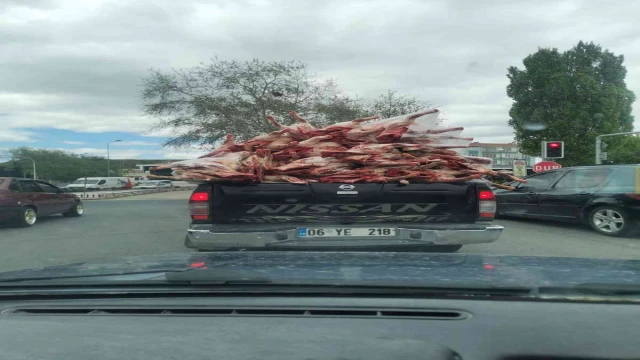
[184,181,503,252]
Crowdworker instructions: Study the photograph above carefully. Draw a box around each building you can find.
[458,142,537,169]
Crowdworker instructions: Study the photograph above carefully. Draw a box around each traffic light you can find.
[543,141,564,159]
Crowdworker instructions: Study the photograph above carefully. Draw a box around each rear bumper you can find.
[185,223,504,251]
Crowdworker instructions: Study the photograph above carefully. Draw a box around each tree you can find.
[602,135,640,164]
[367,90,429,119]
[507,41,635,166]
[142,59,431,148]
[3,148,176,182]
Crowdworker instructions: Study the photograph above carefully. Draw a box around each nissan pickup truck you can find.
[184,181,503,252]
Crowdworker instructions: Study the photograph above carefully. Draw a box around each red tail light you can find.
[625,193,640,200]
[189,191,210,221]
[478,190,496,219]
[190,192,209,201]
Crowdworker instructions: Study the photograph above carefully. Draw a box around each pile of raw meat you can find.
[150,109,524,189]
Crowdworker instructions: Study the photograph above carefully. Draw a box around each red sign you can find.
[532,161,562,173]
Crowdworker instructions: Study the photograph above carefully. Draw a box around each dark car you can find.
[0,177,84,227]
[494,165,640,237]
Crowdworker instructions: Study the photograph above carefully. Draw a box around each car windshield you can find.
[0,1,638,294]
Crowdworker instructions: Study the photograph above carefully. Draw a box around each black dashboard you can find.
[0,295,637,359]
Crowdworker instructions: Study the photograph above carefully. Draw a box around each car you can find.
[133,180,172,189]
[66,177,132,191]
[0,177,84,227]
[493,164,640,236]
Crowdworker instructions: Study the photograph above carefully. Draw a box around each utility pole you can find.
[596,131,640,164]
[21,158,36,179]
[107,140,121,177]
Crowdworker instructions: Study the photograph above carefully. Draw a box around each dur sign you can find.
[532,161,562,173]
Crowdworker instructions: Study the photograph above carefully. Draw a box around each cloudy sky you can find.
[2,0,640,160]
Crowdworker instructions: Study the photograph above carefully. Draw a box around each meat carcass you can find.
[375,109,440,143]
[270,156,345,172]
[243,132,299,152]
[272,135,345,160]
[263,175,308,184]
[265,112,318,140]
[152,107,524,189]
[199,134,244,158]
[318,115,381,134]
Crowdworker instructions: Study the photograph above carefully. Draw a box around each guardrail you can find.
[72,185,197,200]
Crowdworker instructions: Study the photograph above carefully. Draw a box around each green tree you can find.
[601,136,640,164]
[507,41,635,166]
[142,58,430,148]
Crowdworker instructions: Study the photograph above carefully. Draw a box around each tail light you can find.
[189,191,210,221]
[625,193,640,200]
[478,190,496,219]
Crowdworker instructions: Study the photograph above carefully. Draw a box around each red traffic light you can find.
[544,141,564,159]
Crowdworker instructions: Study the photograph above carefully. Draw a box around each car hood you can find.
[0,252,638,288]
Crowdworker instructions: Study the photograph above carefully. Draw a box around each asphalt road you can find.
[0,190,639,273]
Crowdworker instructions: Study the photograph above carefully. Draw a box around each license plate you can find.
[297,227,396,238]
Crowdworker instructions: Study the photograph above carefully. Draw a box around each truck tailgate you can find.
[209,183,478,224]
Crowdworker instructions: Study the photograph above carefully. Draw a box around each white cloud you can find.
[0,129,35,142]
[2,0,640,146]
[62,140,85,145]
[42,146,201,160]
[111,141,160,147]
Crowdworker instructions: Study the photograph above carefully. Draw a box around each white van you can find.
[66,177,131,191]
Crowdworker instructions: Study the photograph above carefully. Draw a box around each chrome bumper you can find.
[185,224,503,250]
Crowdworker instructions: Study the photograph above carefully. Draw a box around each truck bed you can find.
[185,181,503,252]
[207,183,478,224]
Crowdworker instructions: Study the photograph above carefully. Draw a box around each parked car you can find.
[493,165,640,237]
[133,180,172,189]
[0,177,84,227]
[66,177,130,191]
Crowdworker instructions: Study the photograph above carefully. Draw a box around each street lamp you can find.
[107,140,122,177]
[20,158,36,179]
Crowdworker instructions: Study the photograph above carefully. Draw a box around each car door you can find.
[538,168,612,220]
[496,170,564,217]
[17,180,57,215]
[36,181,71,213]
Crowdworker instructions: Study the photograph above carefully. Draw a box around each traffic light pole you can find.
[595,131,640,164]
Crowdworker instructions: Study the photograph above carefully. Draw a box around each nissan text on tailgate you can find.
[184,180,503,252]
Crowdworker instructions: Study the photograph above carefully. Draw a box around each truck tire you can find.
[17,207,37,227]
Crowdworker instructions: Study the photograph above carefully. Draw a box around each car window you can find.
[522,172,561,190]
[98,180,106,185]
[18,181,44,193]
[36,182,60,193]
[8,180,20,193]
[553,169,611,190]
[602,167,637,193]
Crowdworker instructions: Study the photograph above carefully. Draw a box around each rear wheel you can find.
[63,202,84,217]
[17,207,37,227]
[588,206,633,237]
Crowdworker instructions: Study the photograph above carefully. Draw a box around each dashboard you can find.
[0,295,636,359]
